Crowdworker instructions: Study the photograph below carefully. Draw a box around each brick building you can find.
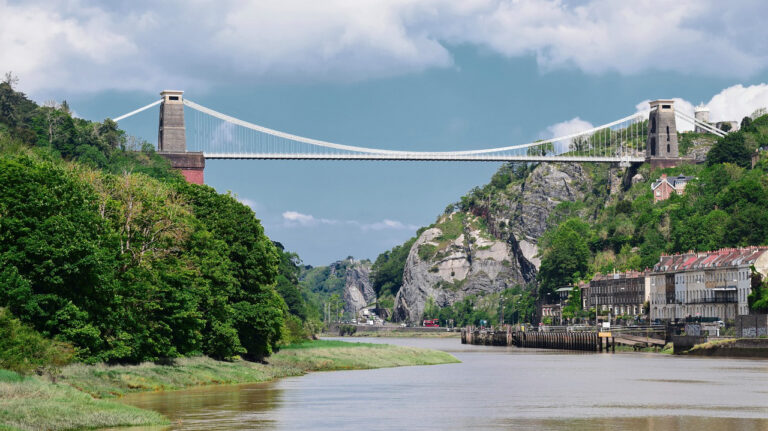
[587,270,649,319]
[651,174,694,203]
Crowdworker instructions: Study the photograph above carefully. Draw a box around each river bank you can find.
[0,340,459,431]
[686,338,768,357]
[110,336,768,430]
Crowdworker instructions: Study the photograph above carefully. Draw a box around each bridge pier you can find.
[157,90,205,185]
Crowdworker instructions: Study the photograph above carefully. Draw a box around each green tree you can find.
[707,132,751,168]
[371,237,416,297]
[538,218,590,297]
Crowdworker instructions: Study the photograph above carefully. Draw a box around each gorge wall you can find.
[393,162,615,322]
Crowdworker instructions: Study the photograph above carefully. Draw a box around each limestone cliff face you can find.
[341,260,376,314]
[393,162,600,323]
[393,215,536,322]
[500,163,594,266]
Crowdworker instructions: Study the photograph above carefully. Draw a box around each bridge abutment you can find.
[158,90,205,185]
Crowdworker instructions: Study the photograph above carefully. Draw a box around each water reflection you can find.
[111,337,768,430]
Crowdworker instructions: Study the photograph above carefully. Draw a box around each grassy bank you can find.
[684,338,768,357]
[1,340,458,430]
[327,330,461,338]
[0,369,167,431]
[613,343,673,354]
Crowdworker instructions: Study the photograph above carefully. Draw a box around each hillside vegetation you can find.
[0,76,315,368]
[374,110,768,324]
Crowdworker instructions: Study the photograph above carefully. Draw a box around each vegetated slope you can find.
[0,77,314,366]
[378,111,768,324]
[299,257,375,320]
[388,161,619,323]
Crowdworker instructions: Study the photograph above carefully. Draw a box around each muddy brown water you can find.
[107,337,768,430]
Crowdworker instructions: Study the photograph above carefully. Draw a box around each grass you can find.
[348,331,461,338]
[1,340,459,430]
[613,343,673,354]
[688,338,737,351]
[59,340,459,399]
[0,370,166,431]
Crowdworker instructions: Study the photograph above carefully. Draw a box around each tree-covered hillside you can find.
[372,109,768,325]
[0,75,314,366]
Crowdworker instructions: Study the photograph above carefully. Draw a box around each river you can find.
[111,337,768,430]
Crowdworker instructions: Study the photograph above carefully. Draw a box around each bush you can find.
[338,325,357,336]
[0,308,74,378]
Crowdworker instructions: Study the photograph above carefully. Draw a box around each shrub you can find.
[0,308,74,379]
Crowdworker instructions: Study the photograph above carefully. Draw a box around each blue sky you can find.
[4,0,768,265]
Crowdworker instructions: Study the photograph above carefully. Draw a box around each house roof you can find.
[591,270,647,282]
[651,174,695,190]
[653,247,768,273]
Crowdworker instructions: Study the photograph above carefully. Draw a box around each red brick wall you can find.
[654,182,674,202]
[650,158,681,170]
[181,168,204,185]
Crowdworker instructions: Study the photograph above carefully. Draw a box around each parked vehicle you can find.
[423,319,439,327]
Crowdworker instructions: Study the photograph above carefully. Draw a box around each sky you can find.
[3,0,768,266]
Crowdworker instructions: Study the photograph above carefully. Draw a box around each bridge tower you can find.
[158,90,205,184]
[646,100,680,169]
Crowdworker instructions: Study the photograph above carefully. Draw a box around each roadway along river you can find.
[112,337,768,430]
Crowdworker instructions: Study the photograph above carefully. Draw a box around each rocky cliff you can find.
[393,162,608,322]
[340,260,376,314]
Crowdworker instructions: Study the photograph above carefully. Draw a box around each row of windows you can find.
[674,270,749,285]
[652,287,748,304]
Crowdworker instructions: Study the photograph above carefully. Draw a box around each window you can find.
[666,126,670,141]
[651,117,657,133]
[662,104,671,109]
[650,137,657,156]
[169,96,179,101]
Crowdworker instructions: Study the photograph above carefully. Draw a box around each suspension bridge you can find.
[113,90,725,184]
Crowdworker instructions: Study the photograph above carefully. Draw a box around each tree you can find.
[707,132,751,168]
[538,218,591,297]
[371,237,416,297]
[178,184,284,359]
[527,141,555,157]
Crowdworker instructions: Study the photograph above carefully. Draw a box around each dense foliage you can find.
[422,287,536,327]
[371,237,417,298]
[536,116,768,313]
[378,111,768,321]
[0,77,310,363]
[0,308,73,376]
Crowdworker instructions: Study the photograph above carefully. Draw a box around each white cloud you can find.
[4,0,768,94]
[360,219,420,231]
[633,84,768,132]
[542,117,594,153]
[282,210,337,227]
[281,210,416,231]
[703,84,768,123]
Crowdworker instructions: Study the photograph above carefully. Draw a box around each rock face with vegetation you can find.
[393,213,532,322]
[392,162,605,322]
[342,260,376,314]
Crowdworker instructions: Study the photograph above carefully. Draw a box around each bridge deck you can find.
[203,153,646,163]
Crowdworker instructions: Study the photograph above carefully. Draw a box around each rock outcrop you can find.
[393,162,599,323]
[393,214,536,322]
[341,260,376,314]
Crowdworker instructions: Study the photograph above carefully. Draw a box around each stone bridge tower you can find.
[158,90,205,184]
[646,100,680,169]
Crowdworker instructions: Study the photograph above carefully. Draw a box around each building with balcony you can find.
[649,247,768,321]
